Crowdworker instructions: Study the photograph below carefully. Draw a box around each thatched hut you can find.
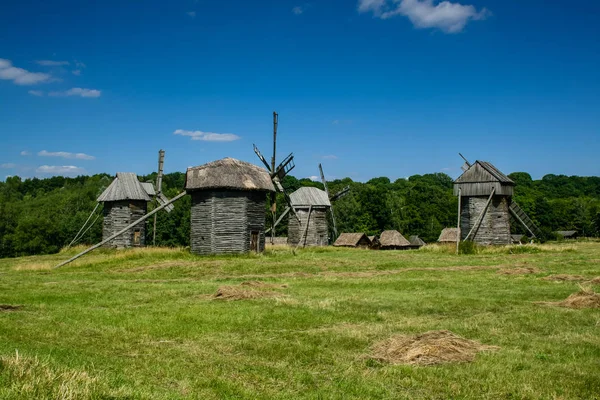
[185,158,275,255]
[556,231,578,240]
[438,228,459,244]
[333,233,371,249]
[379,230,411,250]
[97,172,153,248]
[368,235,381,250]
[288,187,331,247]
[409,235,426,249]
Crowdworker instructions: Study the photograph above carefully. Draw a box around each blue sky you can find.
[1,0,599,182]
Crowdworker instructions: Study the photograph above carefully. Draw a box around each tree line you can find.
[1,171,599,258]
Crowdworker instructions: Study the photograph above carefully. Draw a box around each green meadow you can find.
[1,242,599,399]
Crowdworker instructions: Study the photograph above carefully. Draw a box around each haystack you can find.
[379,230,411,250]
[539,288,600,309]
[438,228,459,243]
[370,330,498,366]
[333,233,371,249]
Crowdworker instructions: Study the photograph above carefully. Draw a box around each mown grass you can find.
[0,242,599,399]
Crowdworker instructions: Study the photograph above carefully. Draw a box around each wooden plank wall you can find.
[190,190,267,255]
[460,196,511,245]
[102,200,147,248]
[288,207,329,247]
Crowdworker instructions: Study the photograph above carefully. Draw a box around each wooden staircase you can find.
[509,201,544,239]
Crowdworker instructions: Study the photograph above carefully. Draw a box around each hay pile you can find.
[498,267,541,275]
[370,330,498,366]
[0,304,22,312]
[213,281,288,301]
[589,277,600,285]
[542,274,586,282]
[538,287,600,309]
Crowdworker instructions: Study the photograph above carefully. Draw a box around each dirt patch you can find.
[369,330,499,366]
[542,274,586,282]
[497,267,541,275]
[0,304,23,312]
[537,288,600,309]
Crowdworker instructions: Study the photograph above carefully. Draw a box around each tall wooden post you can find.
[270,112,278,244]
[456,188,461,254]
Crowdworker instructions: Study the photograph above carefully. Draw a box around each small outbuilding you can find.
[333,233,371,249]
[368,235,381,250]
[288,186,331,247]
[379,230,411,250]
[97,172,153,248]
[185,158,275,255]
[438,228,460,244]
[409,235,426,249]
[556,231,578,240]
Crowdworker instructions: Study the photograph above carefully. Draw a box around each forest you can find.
[1,170,600,258]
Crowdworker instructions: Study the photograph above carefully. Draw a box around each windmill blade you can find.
[330,186,350,202]
[266,207,290,233]
[273,153,295,180]
[156,149,165,194]
[156,192,174,213]
[319,163,338,239]
[253,144,272,172]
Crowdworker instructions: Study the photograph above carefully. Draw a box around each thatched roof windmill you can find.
[454,156,543,245]
[185,158,275,255]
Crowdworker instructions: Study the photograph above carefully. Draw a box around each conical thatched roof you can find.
[379,230,410,248]
[97,172,152,202]
[333,233,370,247]
[290,187,331,207]
[185,158,275,192]
[438,228,459,243]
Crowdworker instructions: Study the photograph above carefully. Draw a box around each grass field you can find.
[1,242,599,399]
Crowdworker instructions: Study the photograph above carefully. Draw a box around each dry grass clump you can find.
[498,267,541,275]
[0,351,99,399]
[542,274,586,282]
[369,330,499,366]
[0,304,22,312]
[588,277,600,284]
[213,281,288,301]
[538,287,600,309]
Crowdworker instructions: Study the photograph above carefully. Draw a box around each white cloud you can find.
[0,58,52,85]
[38,150,96,160]
[72,70,82,76]
[28,90,44,96]
[0,163,16,169]
[186,11,196,17]
[36,165,86,175]
[174,129,241,142]
[357,0,490,33]
[307,175,320,182]
[20,151,31,156]
[36,60,70,66]
[293,6,304,15]
[75,61,86,68]
[322,155,338,160]
[48,87,101,98]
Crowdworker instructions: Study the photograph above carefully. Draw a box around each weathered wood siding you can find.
[288,207,329,247]
[454,181,514,197]
[190,190,267,255]
[460,195,511,245]
[102,200,147,248]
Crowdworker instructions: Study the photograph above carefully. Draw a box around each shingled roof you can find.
[290,187,331,207]
[455,161,514,184]
[97,172,152,202]
[185,158,275,192]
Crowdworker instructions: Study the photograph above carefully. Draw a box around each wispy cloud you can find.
[292,6,304,15]
[307,175,320,181]
[36,165,86,175]
[48,88,101,98]
[28,90,44,97]
[322,155,338,160]
[174,129,241,142]
[72,70,82,76]
[38,150,96,160]
[36,60,70,66]
[186,11,196,18]
[0,163,16,169]
[20,151,31,156]
[0,58,52,85]
[357,0,490,33]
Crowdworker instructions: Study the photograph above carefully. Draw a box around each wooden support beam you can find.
[54,191,187,269]
[266,207,290,234]
[456,188,461,254]
[509,206,537,239]
[464,188,495,241]
[295,205,312,250]
[67,202,100,248]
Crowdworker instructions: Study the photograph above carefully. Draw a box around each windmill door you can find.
[250,231,259,252]
[133,230,141,246]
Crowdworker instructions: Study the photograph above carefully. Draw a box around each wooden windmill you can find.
[318,163,349,240]
[150,149,174,245]
[253,111,299,242]
[454,155,543,245]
